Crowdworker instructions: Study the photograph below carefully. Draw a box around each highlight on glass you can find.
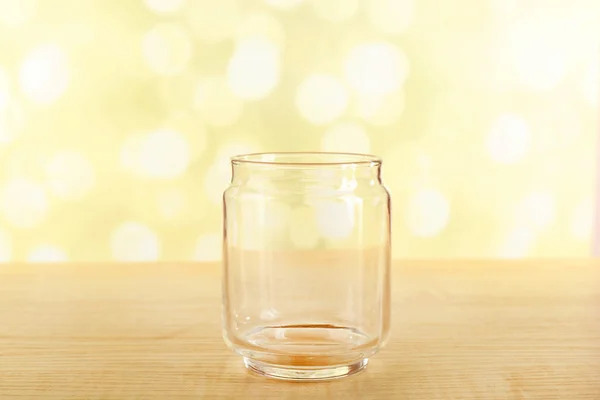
[222,152,391,381]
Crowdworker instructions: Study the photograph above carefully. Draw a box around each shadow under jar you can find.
[222,152,391,381]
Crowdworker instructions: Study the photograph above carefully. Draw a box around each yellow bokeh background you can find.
[0,0,598,262]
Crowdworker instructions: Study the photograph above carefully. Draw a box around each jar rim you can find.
[231,152,382,166]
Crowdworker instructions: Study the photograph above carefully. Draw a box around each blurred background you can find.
[0,0,597,262]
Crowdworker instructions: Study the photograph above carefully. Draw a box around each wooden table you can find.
[1,260,599,399]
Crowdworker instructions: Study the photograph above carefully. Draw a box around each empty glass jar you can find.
[222,152,391,381]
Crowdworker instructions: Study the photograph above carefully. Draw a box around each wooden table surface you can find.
[0,260,599,399]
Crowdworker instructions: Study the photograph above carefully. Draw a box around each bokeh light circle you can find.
[156,189,186,221]
[194,233,222,261]
[570,200,593,241]
[0,229,11,262]
[405,188,450,237]
[0,66,10,110]
[489,0,519,17]
[366,0,414,35]
[583,58,598,107]
[122,130,191,180]
[312,0,359,23]
[227,37,280,100]
[0,178,48,229]
[516,191,556,231]
[0,0,36,27]
[265,0,304,10]
[204,142,260,204]
[188,0,240,43]
[0,102,24,145]
[236,11,286,49]
[296,74,348,125]
[507,18,570,91]
[194,76,244,128]
[498,228,535,259]
[45,151,95,201]
[204,165,231,205]
[144,0,185,14]
[355,91,405,126]
[321,122,370,153]
[19,43,70,104]
[344,42,409,95]
[140,130,190,179]
[142,23,192,76]
[111,221,160,261]
[486,113,530,164]
[27,244,68,262]
[120,133,145,172]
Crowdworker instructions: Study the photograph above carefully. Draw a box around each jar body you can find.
[222,153,391,381]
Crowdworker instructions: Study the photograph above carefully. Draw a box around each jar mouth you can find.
[231,152,382,166]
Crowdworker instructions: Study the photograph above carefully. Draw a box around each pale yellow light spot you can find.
[119,133,145,172]
[194,233,222,261]
[321,122,370,153]
[0,66,10,110]
[227,37,280,100]
[489,0,519,17]
[366,0,414,35]
[315,200,355,240]
[583,58,598,107]
[156,189,186,220]
[516,191,556,231]
[312,0,358,23]
[507,19,569,90]
[45,151,95,201]
[570,200,593,241]
[122,130,190,180]
[355,91,405,126]
[144,0,185,14]
[140,130,190,179]
[194,76,244,128]
[0,178,47,229]
[0,102,24,145]
[296,74,348,125]
[0,0,36,27]
[204,142,260,204]
[0,67,16,143]
[533,104,581,149]
[19,43,69,104]
[62,21,96,47]
[163,114,207,165]
[142,23,192,76]
[265,0,304,9]
[486,113,529,164]
[236,11,286,49]
[27,244,68,262]
[0,229,11,262]
[188,0,240,43]
[344,42,409,95]
[405,188,450,237]
[498,228,535,259]
[111,222,160,261]
[289,206,320,249]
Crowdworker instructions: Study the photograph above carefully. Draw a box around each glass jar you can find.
[222,152,391,381]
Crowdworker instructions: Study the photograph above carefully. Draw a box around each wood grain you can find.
[0,260,599,399]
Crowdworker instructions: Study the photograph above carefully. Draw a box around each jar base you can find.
[243,357,368,381]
